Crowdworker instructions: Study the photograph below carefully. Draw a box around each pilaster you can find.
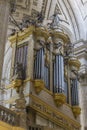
[79,73,87,130]
[0,0,10,82]
[74,41,87,130]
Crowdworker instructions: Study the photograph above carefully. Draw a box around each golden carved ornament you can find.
[12,79,22,92]
[8,26,35,45]
[34,79,45,94]
[64,67,68,80]
[50,30,70,44]
[68,58,81,70]
[72,106,81,118]
[54,93,66,106]
[34,27,49,41]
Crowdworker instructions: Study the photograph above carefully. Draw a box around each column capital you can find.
[79,71,87,86]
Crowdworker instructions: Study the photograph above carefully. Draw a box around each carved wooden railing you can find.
[28,125,43,130]
[28,125,61,130]
[0,105,19,126]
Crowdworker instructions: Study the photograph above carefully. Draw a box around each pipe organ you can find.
[9,26,81,126]
[33,27,80,107]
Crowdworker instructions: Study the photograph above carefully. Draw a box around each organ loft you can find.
[0,1,87,130]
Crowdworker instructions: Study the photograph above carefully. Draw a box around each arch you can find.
[67,0,86,40]
[59,24,75,43]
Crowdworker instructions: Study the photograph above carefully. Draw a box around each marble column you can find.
[74,41,87,130]
[79,73,87,130]
[0,0,10,83]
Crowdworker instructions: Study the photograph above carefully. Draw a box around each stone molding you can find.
[29,94,81,130]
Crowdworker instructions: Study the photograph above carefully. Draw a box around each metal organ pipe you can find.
[34,48,44,80]
[38,50,40,78]
[41,48,44,79]
[56,56,58,93]
[71,78,79,106]
[53,61,55,92]
[59,55,61,92]
[53,55,64,93]
[62,56,64,93]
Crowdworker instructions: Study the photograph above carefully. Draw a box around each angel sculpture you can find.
[48,12,68,29]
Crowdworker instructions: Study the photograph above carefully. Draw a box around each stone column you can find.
[79,72,87,130]
[74,41,87,130]
[0,0,10,82]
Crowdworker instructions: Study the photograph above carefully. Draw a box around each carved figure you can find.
[50,13,62,28]
[14,62,24,80]
[54,42,64,55]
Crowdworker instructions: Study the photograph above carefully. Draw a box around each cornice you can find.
[79,64,87,73]
[8,25,70,46]
[74,41,87,58]
[50,29,70,44]
[8,26,35,45]
[34,27,49,41]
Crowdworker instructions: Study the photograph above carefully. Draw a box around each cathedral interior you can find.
[0,0,87,130]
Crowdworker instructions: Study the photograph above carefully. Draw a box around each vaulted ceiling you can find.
[13,0,87,42]
[45,0,87,42]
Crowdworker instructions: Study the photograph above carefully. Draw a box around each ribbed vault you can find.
[44,0,86,42]
[11,0,87,42]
